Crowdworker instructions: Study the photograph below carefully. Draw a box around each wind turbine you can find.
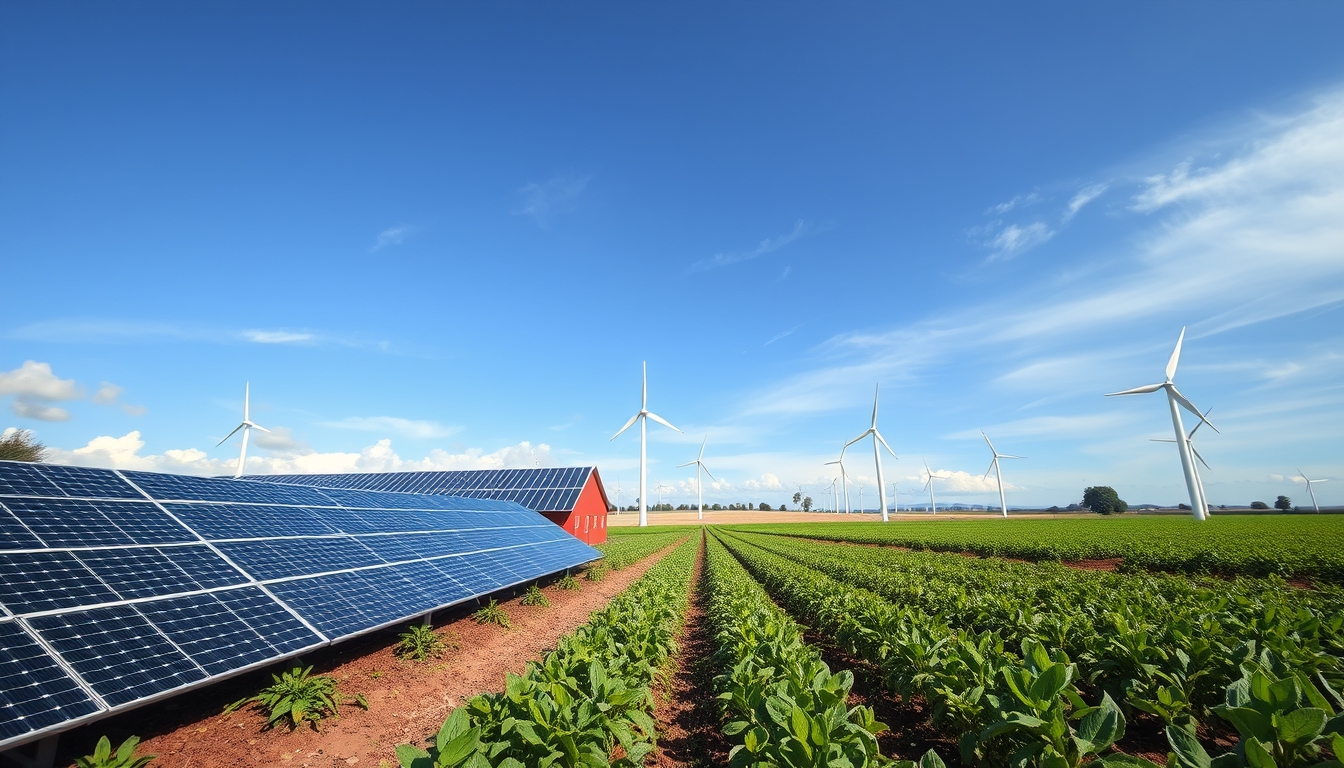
[655,481,673,508]
[614,480,624,514]
[857,484,864,514]
[825,451,851,513]
[843,385,898,522]
[1105,327,1218,520]
[981,431,1023,519]
[612,361,682,527]
[218,382,269,479]
[828,477,839,513]
[677,437,715,521]
[1152,407,1214,514]
[922,459,946,514]
[1296,467,1329,513]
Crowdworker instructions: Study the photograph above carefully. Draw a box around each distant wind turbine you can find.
[922,459,949,514]
[1105,327,1218,520]
[612,361,682,527]
[655,481,673,507]
[677,436,715,521]
[1152,406,1214,515]
[1296,467,1329,513]
[828,477,839,513]
[614,480,624,514]
[825,450,851,513]
[981,431,1023,519]
[843,385,898,522]
[218,382,270,479]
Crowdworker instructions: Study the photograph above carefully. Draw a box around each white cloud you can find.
[370,225,411,252]
[1064,183,1108,221]
[12,399,71,421]
[986,192,1042,215]
[517,173,590,226]
[987,221,1055,260]
[243,330,314,344]
[322,416,460,440]
[0,361,80,401]
[91,383,122,405]
[691,220,811,272]
[741,473,783,490]
[919,469,1017,494]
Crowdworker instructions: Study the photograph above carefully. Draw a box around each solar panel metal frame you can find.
[0,461,600,752]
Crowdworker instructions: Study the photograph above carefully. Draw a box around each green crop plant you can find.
[396,537,698,768]
[224,665,347,731]
[585,565,606,582]
[520,584,550,607]
[396,624,455,661]
[702,535,889,767]
[472,599,511,629]
[556,573,581,590]
[594,531,688,570]
[75,736,155,768]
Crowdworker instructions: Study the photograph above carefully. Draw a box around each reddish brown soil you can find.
[1069,558,1122,571]
[644,535,731,768]
[55,547,678,768]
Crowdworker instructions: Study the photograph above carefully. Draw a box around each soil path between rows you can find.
[56,543,682,768]
[645,533,730,768]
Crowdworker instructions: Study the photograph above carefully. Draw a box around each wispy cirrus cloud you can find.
[1064,183,1108,221]
[516,173,591,227]
[691,220,813,272]
[322,416,460,440]
[242,329,315,344]
[369,225,412,252]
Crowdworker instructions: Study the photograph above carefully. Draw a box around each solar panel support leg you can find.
[0,734,59,768]
[422,612,433,627]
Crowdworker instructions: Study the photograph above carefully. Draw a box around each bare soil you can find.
[54,546,679,768]
[644,534,730,768]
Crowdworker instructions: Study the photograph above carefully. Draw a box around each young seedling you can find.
[224,665,347,731]
[473,599,511,629]
[74,736,155,768]
[395,624,453,662]
[521,584,550,607]
[556,573,581,591]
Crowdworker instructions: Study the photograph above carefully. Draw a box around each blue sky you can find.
[3,3,1343,509]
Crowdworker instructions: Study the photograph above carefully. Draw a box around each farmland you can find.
[61,518,1344,768]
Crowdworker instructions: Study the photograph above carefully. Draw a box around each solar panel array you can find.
[251,467,597,512]
[0,461,600,750]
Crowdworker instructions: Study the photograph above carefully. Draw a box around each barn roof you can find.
[246,467,608,514]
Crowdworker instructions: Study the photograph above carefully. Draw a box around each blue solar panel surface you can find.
[0,460,600,750]
[248,467,596,512]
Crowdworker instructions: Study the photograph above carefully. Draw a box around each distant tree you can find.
[1047,505,1061,513]
[1250,501,1269,510]
[1082,486,1128,515]
[1275,495,1292,511]
[802,496,813,512]
[1178,503,1191,510]
[792,492,802,507]
[0,429,45,463]
[748,502,754,510]
[1065,503,1081,511]
[711,503,722,511]
[779,503,787,511]
[759,502,772,511]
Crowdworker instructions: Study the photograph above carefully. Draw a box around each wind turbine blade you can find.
[1166,326,1186,381]
[824,460,841,466]
[251,423,271,433]
[981,430,996,455]
[998,454,1023,459]
[1151,438,1177,443]
[611,412,640,440]
[984,459,996,480]
[1105,383,1165,396]
[641,361,647,409]
[871,384,880,428]
[645,411,682,433]
[874,431,897,458]
[676,460,696,468]
[1169,387,1217,431]
[216,423,244,447]
[843,432,868,450]
[702,466,715,481]
[244,382,250,421]
[1192,446,1211,471]
[698,435,707,461]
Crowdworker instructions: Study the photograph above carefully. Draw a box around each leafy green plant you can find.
[75,736,155,768]
[224,665,343,731]
[585,565,606,582]
[472,599,511,629]
[396,624,455,661]
[520,584,550,607]
[556,573,581,591]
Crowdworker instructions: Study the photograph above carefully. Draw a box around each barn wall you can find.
[571,474,609,545]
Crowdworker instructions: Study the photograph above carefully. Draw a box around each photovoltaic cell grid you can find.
[250,467,596,512]
[0,461,600,749]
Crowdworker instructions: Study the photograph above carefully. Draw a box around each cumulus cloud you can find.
[12,400,71,421]
[46,433,554,477]
[516,173,590,227]
[322,416,460,440]
[741,473,783,490]
[91,383,122,405]
[917,469,1018,494]
[0,361,81,401]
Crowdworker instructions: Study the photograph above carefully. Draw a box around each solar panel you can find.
[0,460,600,751]
[246,467,598,513]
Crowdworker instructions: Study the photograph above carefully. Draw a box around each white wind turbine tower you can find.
[218,382,270,479]
[843,385,898,522]
[1105,327,1218,521]
[825,451,851,513]
[981,431,1023,519]
[677,437,715,521]
[1151,406,1214,515]
[1296,467,1329,513]
[611,361,682,527]
[613,480,624,515]
[922,459,948,514]
[828,477,839,513]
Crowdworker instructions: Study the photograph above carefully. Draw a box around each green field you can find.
[724,515,1344,583]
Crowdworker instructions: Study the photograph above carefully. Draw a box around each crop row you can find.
[592,530,689,570]
[727,516,1344,583]
[714,530,1344,768]
[701,533,889,767]
[397,536,698,767]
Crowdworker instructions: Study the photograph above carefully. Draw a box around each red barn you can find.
[251,466,611,544]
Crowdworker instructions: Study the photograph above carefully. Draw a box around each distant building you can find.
[250,467,611,544]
